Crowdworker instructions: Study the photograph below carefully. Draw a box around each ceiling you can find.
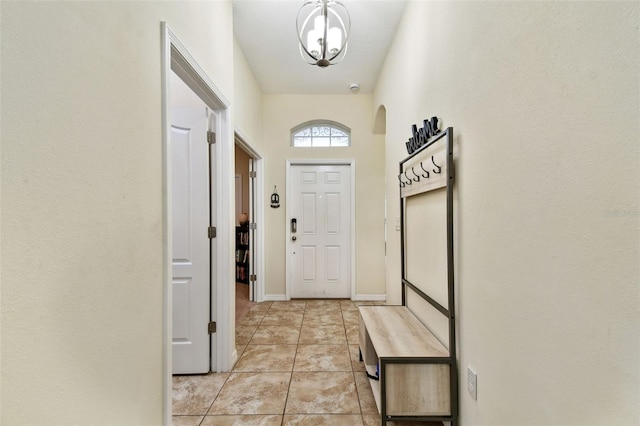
[232,0,407,95]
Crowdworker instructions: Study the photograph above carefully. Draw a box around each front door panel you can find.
[291,164,351,298]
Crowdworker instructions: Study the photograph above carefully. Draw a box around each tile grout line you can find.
[280,301,307,424]
[201,369,233,422]
[344,302,368,425]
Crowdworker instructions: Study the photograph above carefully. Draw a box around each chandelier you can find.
[296,0,351,68]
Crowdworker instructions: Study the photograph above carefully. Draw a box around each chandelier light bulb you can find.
[314,15,325,34]
[297,0,350,68]
[327,26,341,55]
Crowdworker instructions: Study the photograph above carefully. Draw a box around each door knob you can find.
[292,236,297,241]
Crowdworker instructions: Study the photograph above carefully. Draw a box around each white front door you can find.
[171,107,210,374]
[290,164,351,298]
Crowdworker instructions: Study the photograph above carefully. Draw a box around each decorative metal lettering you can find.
[405,117,441,155]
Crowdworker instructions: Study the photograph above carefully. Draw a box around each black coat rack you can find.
[398,127,458,425]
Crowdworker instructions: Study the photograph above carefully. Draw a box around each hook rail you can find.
[399,149,447,197]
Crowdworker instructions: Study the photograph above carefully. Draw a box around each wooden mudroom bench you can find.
[358,305,452,425]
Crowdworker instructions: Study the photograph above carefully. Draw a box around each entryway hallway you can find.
[172,299,440,425]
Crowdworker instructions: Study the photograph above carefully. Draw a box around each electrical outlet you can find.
[467,366,477,400]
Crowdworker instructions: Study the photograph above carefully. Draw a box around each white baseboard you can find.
[263,294,386,302]
[263,294,287,301]
[352,294,387,302]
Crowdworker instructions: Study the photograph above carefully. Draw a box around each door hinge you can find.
[208,226,216,239]
[207,131,216,145]
[250,274,257,282]
[249,222,257,230]
[208,321,216,334]
[249,171,257,178]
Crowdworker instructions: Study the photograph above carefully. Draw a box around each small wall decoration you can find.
[405,116,441,155]
[270,186,280,208]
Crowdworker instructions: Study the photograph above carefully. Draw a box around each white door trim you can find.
[285,159,356,300]
[234,130,265,303]
[161,22,234,424]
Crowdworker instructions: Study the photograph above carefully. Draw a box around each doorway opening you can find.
[169,74,216,376]
[235,143,252,319]
[161,23,234,423]
[234,133,265,312]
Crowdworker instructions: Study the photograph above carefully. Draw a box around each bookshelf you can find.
[235,226,249,284]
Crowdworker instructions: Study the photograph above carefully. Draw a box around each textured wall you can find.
[1,1,233,423]
[374,1,639,424]
[233,38,264,150]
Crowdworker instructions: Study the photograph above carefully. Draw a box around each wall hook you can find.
[404,170,413,185]
[419,161,430,179]
[432,156,442,174]
[410,167,421,183]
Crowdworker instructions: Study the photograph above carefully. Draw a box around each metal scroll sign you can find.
[405,117,441,155]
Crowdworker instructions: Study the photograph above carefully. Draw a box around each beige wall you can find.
[233,39,264,151]
[374,1,639,424]
[1,1,234,423]
[261,95,386,298]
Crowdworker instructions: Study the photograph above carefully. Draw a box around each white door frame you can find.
[285,159,356,300]
[235,130,265,302]
[161,23,234,423]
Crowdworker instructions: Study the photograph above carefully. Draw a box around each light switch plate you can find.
[467,366,477,400]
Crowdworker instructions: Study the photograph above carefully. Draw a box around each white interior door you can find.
[171,107,210,374]
[290,164,351,298]
[249,158,256,301]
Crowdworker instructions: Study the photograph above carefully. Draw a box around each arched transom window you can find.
[291,121,351,147]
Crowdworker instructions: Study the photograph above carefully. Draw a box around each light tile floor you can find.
[173,299,440,426]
